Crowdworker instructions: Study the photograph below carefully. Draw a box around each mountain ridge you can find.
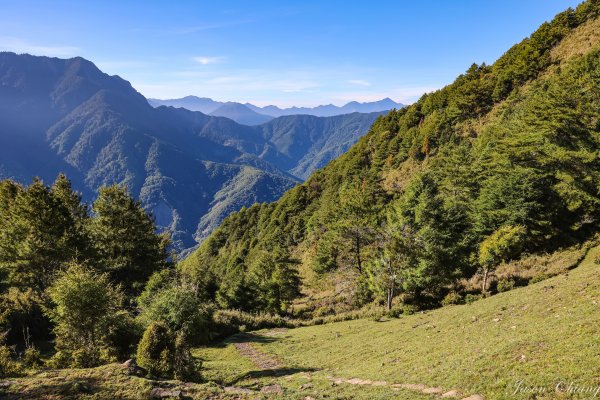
[0,52,382,252]
[209,102,273,126]
[149,96,403,119]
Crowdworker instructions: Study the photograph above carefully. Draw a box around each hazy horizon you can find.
[0,0,582,107]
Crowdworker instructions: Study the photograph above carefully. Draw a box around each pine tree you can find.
[50,173,91,260]
[335,181,380,272]
[88,185,171,295]
[0,178,80,292]
[0,180,22,291]
[249,247,300,313]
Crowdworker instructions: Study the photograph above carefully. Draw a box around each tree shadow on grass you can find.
[205,332,280,349]
[225,332,279,344]
[1,377,105,400]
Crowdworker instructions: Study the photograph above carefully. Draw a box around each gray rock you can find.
[150,387,182,398]
[260,384,283,394]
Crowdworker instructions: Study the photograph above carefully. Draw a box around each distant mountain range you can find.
[148,96,402,124]
[210,102,273,126]
[0,52,386,252]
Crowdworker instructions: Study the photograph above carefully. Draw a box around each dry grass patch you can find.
[551,15,600,62]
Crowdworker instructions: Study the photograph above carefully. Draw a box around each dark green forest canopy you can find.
[180,0,600,312]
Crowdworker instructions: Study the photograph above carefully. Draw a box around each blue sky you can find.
[0,0,582,107]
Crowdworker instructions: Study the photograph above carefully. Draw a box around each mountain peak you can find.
[150,97,403,118]
[210,102,273,126]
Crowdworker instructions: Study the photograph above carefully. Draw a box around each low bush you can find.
[211,309,292,337]
[496,278,516,293]
[173,332,200,382]
[21,347,42,369]
[0,346,21,378]
[136,322,198,380]
[137,282,212,346]
[442,291,464,306]
[465,294,483,304]
[136,322,174,378]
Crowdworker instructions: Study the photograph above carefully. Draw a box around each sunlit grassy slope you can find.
[3,244,598,399]
[197,244,600,399]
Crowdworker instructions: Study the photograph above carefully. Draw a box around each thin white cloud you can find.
[347,79,371,87]
[193,56,226,65]
[134,63,438,107]
[169,19,256,35]
[0,36,80,57]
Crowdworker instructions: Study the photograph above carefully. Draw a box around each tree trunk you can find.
[355,235,362,273]
[482,267,489,293]
[386,259,394,311]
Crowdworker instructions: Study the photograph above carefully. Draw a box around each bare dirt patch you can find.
[331,376,484,399]
[233,342,282,370]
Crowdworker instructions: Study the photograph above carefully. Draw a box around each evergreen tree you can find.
[248,248,301,313]
[389,173,469,296]
[0,180,22,291]
[335,181,380,272]
[367,223,421,310]
[88,185,170,295]
[0,178,81,292]
[50,173,91,260]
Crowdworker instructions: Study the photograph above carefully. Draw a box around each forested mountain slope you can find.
[0,53,382,252]
[181,1,600,314]
[258,112,387,179]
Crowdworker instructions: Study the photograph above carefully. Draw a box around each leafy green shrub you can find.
[138,282,211,346]
[46,350,70,369]
[314,306,334,317]
[387,307,403,318]
[530,274,550,284]
[21,347,42,369]
[465,294,483,304]
[106,312,141,361]
[136,322,174,379]
[0,346,21,378]
[45,263,125,368]
[497,278,516,293]
[400,304,419,315]
[71,347,103,368]
[317,307,387,324]
[442,291,464,306]
[173,332,200,382]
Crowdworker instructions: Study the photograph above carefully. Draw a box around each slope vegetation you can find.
[4,243,596,399]
[196,242,600,400]
[181,2,600,316]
